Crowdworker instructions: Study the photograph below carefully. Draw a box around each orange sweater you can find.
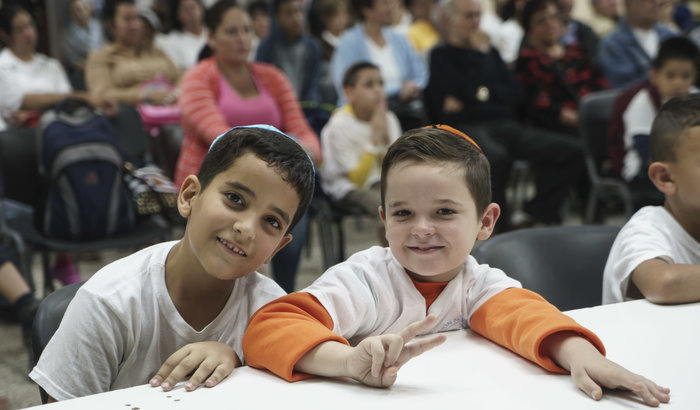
[242,286,605,381]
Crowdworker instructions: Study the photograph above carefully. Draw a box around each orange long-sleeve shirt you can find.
[242,285,605,382]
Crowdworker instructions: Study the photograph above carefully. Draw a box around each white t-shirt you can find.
[155,29,208,71]
[305,246,521,346]
[631,27,660,59]
[320,107,401,201]
[602,206,700,304]
[366,39,402,96]
[0,48,71,131]
[29,241,285,400]
[494,19,523,64]
[0,48,71,96]
[621,87,656,181]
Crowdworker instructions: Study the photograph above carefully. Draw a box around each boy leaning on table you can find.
[28,125,315,401]
[603,94,700,305]
[239,126,670,406]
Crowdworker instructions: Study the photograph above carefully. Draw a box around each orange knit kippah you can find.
[425,124,483,154]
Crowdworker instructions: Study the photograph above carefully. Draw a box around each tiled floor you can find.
[0,208,625,409]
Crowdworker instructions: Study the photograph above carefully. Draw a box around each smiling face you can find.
[178,152,299,281]
[380,160,499,282]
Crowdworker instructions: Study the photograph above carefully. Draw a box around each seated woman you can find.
[514,0,607,136]
[0,3,115,130]
[86,0,181,107]
[174,0,321,293]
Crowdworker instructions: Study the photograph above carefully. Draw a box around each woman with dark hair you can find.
[155,0,207,71]
[515,0,607,135]
[85,0,180,106]
[175,0,321,293]
[0,2,115,130]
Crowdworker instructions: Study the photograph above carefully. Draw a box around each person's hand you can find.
[546,332,670,407]
[399,81,420,102]
[149,341,241,392]
[559,107,579,127]
[89,96,119,117]
[370,98,390,147]
[345,315,446,387]
[466,29,491,52]
[443,94,463,114]
[143,89,176,106]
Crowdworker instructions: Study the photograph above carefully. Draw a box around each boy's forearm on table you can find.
[295,341,352,378]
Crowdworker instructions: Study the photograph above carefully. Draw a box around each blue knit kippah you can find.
[209,124,315,178]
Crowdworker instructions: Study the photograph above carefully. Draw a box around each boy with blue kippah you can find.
[243,125,670,406]
[29,125,315,401]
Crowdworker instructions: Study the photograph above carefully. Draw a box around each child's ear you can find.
[649,68,658,86]
[263,234,293,264]
[378,205,387,224]
[177,175,202,218]
[648,161,676,196]
[477,203,500,241]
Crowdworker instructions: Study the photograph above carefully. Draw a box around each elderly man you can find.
[425,0,583,229]
[597,0,676,89]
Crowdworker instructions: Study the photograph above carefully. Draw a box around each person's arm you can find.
[85,49,142,104]
[178,61,231,146]
[597,38,634,89]
[630,258,700,304]
[470,288,669,406]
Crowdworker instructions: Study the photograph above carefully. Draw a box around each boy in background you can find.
[29,125,315,401]
[603,94,700,305]
[320,62,401,217]
[608,36,699,210]
[244,126,670,406]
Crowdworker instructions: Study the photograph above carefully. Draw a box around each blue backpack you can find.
[37,99,136,239]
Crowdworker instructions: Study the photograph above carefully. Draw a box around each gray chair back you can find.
[472,225,620,311]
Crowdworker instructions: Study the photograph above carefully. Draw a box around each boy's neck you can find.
[165,241,237,331]
[349,103,372,121]
[665,199,700,243]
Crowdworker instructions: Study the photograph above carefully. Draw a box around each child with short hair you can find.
[320,62,401,215]
[608,36,699,209]
[29,125,315,401]
[603,94,700,305]
[243,125,670,406]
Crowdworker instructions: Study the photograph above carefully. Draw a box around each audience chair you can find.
[578,90,633,224]
[0,105,171,296]
[31,281,85,404]
[471,225,621,311]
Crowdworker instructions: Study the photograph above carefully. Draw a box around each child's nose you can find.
[232,217,256,241]
[411,217,435,237]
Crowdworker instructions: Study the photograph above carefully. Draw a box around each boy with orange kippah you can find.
[242,125,670,406]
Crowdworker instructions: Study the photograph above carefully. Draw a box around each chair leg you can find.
[42,251,54,295]
[585,185,600,224]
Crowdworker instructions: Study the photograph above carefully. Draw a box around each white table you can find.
[28,299,699,409]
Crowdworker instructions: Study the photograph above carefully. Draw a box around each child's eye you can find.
[436,208,456,215]
[226,192,244,205]
[392,209,411,217]
[265,216,282,230]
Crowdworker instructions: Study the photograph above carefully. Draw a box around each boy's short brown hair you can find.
[650,94,700,163]
[380,127,492,215]
[342,61,380,88]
